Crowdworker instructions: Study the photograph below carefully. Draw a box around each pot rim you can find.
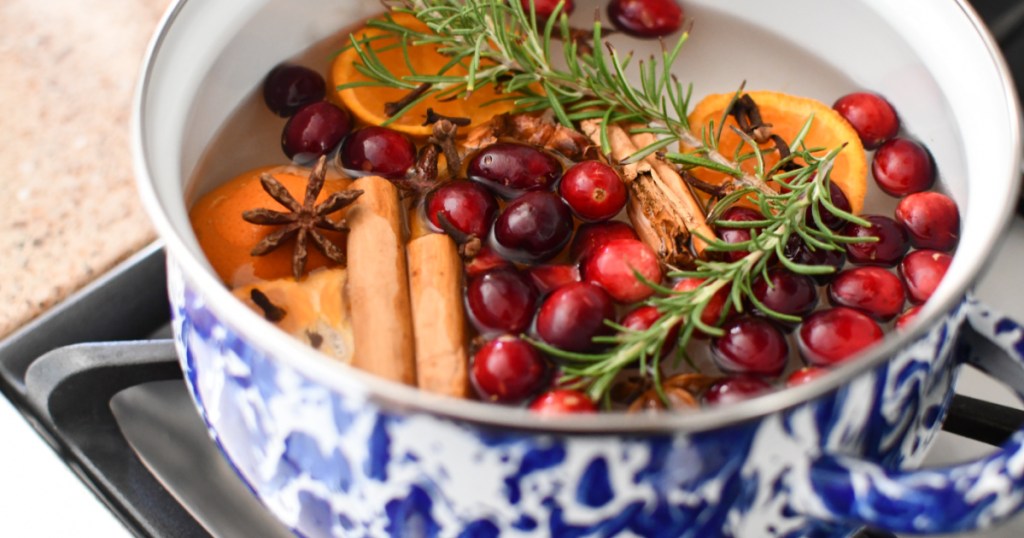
[132,0,1022,434]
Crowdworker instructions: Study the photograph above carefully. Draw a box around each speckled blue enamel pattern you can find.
[167,260,1024,537]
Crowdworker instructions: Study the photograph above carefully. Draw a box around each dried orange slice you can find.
[686,90,867,214]
[333,13,516,137]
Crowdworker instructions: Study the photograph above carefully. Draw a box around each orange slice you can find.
[686,90,867,214]
[333,13,516,137]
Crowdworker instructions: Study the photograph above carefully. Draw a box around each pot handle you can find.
[806,299,1024,534]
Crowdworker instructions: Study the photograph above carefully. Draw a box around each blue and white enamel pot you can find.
[133,0,1024,536]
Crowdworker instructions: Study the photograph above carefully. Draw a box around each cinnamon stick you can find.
[407,233,470,398]
[345,176,416,385]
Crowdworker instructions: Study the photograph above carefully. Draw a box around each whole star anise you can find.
[242,156,363,280]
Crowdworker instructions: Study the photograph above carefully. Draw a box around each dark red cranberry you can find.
[751,268,818,321]
[715,206,764,263]
[471,336,548,404]
[559,161,628,221]
[263,63,326,117]
[621,305,679,357]
[521,0,575,19]
[527,264,581,294]
[571,221,639,261]
[895,191,959,251]
[828,267,906,321]
[608,0,684,38]
[582,238,663,303]
[900,250,952,304]
[466,268,539,335]
[808,183,853,230]
[493,191,574,263]
[704,377,772,406]
[895,305,922,332]
[465,245,511,278]
[798,307,884,366]
[784,236,846,284]
[872,138,935,196]
[842,215,909,267]
[786,367,828,387]
[832,92,900,150]
[426,180,499,238]
[535,282,615,352]
[529,389,597,414]
[338,126,416,179]
[281,101,352,162]
[711,317,789,377]
[672,277,730,332]
[468,143,562,198]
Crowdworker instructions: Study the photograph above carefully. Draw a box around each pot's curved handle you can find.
[807,299,1024,535]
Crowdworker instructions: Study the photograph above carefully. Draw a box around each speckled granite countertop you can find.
[0,0,171,338]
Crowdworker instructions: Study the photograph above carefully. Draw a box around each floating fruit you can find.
[784,236,846,284]
[426,180,499,238]
[559,161,628,221]
[263,63,326,117]
[465,268,539,335]
[832,92,900,150]
[608,0,684,38]
[493,191,574,263]
[900,250,952,304]
[672,277,730,332]
[529,389,598,414]
[704,377,772,406]
[620,305,680,358]
[895,191,959,251]
[471,336,548,404]
[711,317,789,377]
[281,101,352,162]
[798,307,883,366]
[467,142,562,198]
[582,238,663,303]
[828,267,906,321]
[872,138,935,196]
[843,215,909,267]
[535,282,616,352]
[571,221,639,261]
[338,126,417,179]
[751,268,818,322]
[526,264,581,294]
[715,206,764,263]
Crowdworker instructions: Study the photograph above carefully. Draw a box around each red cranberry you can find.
[895,191,959,251]
[608,0,684,39]
[704,377,772,406]
[582,238,663,303]
[621,305,680,357]
[786,367,828,387]
[872,138,935,196]
[281,101,352,162]
[471,336,548,404]
[571,221,639,261]
[842,215,909,267]
[895,305,923,332]
[530,389,597,414]
[526,264,581,294]
[559,161,628,222]
[712,317,789,377]
[493,191,574,263]
[832,92,900,150]
[468,143,562,198]
[715,206,764,263]
[263,63,326,117]
[339,126,416,179]
[751,268,818,321]
[784,236,846,284]
[426,180,499,238]
[465,245,511,278]
[466,268,539,335]
[798,307,883,366]
[521,0,574,19]
[535,282,616,352]
[808,183,853,231]
[900,250,952,304]
[673,277,730,332]
[828,267,906,321]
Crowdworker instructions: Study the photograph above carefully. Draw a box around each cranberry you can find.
[895,305,923,332]
[471,336,548,404]
[426,180,499,238]
[608,0,684,39]
[704,377,772,406]
[571,221,639,261]
[582,238,663,303]
[832,92,900,150]
[621,305,680,357]
[281,101,352,162]
[465,268,539,335]
[798,307,884,366]
[786,367,828,387]
[751,268,818,321]
[872,138,935,196]
[338,126,417,179]
[712,317,789,377]
[559,161,628,221]
[464,245,511,278]
[900,250,952,304]
[527,264,581,294]
[828,267,906,321]
[673,277,730,331]
[842,215,909,267]
[530,389,597,414]
[535,282,616,352]
[715,206,764,263]
[895,191,959,251]
[521,0,574,19]
[493,191,574,263]
[808,183,853,231]
[263,63,326,117]
[468,143,562,198]
[784,236,846,284]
